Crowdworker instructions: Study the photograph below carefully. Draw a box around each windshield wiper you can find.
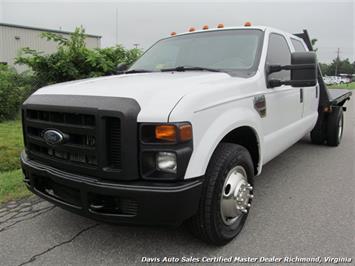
[124,69,154,74]
[160,66,222,73]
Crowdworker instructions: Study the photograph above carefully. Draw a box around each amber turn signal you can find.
[155,125,176,142]
[154,124,192,142]
[179,124,193,142]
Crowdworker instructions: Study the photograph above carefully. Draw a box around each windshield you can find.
[129,29,264,77]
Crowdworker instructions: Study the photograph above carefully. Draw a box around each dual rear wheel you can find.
[310,106,344,146]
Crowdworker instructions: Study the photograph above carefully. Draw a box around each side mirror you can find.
[116,63,128,74]
[267,52,317,88]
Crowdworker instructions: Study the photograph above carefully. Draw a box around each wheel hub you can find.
[220,166,253,225]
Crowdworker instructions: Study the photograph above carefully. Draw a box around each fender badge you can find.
[254,95,266,118]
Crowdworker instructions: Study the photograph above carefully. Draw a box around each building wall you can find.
[0,25,101,72]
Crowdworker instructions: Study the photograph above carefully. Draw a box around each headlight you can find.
[156,152,177,173]
[140,122,193,180]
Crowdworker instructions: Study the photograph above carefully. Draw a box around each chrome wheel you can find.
[220,165,253,225]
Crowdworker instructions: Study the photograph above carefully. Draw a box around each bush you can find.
[0,26,141,122]
[16,26,142,87]
[0,65,33,121]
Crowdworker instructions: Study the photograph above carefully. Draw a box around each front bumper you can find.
[21,151,203,226]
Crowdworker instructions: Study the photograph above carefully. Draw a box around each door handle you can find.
[300,88,303,103]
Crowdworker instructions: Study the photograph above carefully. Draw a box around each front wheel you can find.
[187,143,254,245]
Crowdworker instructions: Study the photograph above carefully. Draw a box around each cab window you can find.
[266,33,291,81]
[291,38,307,52]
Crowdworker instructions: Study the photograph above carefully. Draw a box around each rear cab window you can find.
[291,38,308,52]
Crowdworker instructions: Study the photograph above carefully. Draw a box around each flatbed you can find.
[328,89,352,106]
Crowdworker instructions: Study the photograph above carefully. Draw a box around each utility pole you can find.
[133,43,140,49]
[335,48,340,76]
[115,8,118,44]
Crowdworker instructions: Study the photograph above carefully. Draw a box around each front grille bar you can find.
[22,94,141,181]
[24,109,106,174]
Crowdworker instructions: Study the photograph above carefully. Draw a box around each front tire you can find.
[187,143,254,245]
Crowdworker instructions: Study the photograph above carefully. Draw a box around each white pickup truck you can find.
[21,25,351,245]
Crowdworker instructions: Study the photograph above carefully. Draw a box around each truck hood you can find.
[34,72,243,121]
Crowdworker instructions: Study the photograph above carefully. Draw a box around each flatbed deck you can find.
[328,89,352,106]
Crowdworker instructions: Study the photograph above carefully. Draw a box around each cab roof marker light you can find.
[170,31,176,36]
[244,21,252,27]
[188,27,196,32]
[217,23,224,28]
[202,25,209,30]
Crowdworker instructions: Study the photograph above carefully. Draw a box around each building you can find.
[0,23,101,72]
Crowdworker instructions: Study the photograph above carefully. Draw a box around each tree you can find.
[319,63,329,75]
[16,26,142,88]
[311,38,318,52]
[324,58,354,76]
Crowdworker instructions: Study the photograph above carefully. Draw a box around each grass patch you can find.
[0,120,30,204]
[0,120,23,172]
[0,169,31,204]
[328,82,355,90]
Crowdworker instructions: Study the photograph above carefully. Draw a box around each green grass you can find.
[328,82,355,90]
[0,120,23,172]
[0,120,30,204]
[0,169,31,204]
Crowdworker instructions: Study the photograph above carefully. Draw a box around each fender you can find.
[184,106,264,179]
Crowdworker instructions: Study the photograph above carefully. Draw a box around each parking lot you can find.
[0,99,353,266]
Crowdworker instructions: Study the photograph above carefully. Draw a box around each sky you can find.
[0,0,354,63]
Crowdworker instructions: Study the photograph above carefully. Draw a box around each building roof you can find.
[0,22,102,38]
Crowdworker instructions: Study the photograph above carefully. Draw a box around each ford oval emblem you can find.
[43,129,64,145]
